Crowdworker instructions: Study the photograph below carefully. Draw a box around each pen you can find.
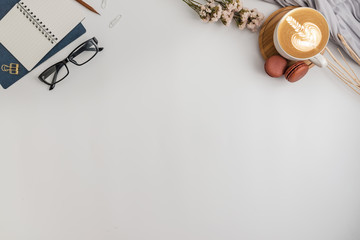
[75,0,101,15]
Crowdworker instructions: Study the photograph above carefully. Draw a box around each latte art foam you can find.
[286,16,322,52]
[277,8,329,59]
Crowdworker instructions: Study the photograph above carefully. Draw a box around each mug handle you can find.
[310,54,328,68]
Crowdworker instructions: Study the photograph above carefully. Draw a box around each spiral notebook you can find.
[0,0,85,71]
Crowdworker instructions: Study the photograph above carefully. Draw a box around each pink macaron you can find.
[264,55,288,78]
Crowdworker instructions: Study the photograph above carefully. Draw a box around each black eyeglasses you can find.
[38,37,104,90]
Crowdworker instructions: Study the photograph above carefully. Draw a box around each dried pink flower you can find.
[247,21,256,31]
[250,10,258,19]
[241,11,250,23]
[221,9,234,26]
[237,21,246,30]
[201,14,211,23]
[183,0,264,32]
[235,0,243,12]
[210,5,223,22]
[257,12,265,21]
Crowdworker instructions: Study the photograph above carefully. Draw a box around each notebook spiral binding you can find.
[16,1,58,44]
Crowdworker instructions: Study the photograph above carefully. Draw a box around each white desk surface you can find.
[1,1,360,239]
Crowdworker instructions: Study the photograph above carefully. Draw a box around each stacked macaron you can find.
[264,55,309,82]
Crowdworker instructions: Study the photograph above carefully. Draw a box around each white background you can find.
[1,0,360,239]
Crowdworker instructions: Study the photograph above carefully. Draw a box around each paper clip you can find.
[109,14,122,28]
[101,0,107,9]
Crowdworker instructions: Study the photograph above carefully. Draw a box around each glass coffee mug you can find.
[273,7,330,68]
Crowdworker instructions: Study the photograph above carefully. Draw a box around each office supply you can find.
[39,37,103,90]
[102,0,107,9]
[1,63,19,75]
[109,14,122,28]
[76,0,100,15]
[0,0,85,71]
[0,23,87,89]
[0,0,87,89]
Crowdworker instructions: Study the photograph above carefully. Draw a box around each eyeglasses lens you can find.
[70,41,98,65]
[40,62,69,84]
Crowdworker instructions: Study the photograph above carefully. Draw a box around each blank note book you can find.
[0,0,85,71]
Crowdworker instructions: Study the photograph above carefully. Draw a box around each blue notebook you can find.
[0,0,86,89]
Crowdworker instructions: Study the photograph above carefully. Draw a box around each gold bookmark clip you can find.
[1,63,19,75]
